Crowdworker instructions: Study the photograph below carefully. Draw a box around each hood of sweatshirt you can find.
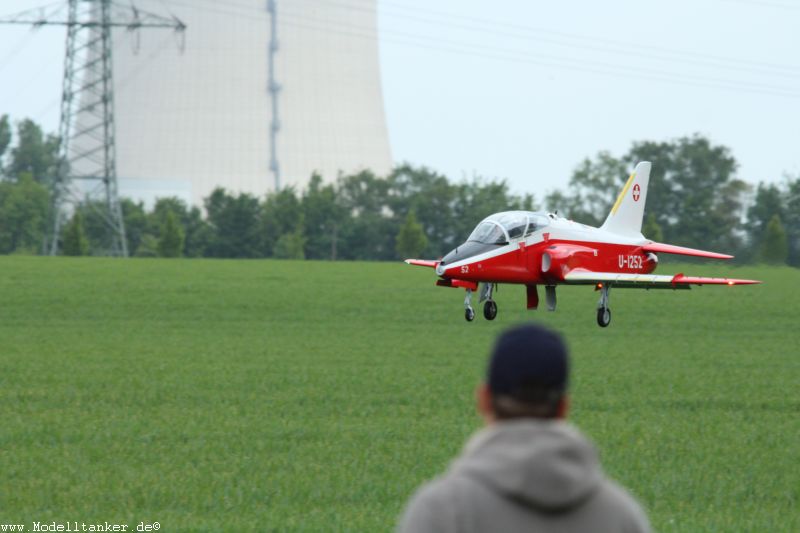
[450,420,603,512]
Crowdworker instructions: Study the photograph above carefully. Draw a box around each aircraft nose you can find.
[439,241,498,272]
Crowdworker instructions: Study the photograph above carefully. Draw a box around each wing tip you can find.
[672,274,762,285]
[405,259,439,269]
[643,242,734,260]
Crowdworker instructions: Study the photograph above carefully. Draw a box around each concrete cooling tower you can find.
[107,0,392,206]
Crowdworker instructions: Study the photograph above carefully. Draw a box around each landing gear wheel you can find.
[483,300,498,321]
[597,307,611,328]
[465,307,476,322]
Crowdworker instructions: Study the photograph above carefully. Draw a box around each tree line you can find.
[0,115,797,265]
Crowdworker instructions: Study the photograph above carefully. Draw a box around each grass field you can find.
[0,256,798,532]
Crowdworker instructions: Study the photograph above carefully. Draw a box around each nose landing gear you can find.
[465,284,499,322]
[464,288,475,321]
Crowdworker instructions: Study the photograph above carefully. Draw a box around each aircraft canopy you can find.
[467,211,550,244]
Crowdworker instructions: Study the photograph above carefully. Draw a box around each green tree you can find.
[395,211,428,259]
[158,210,185,258]
[149,198,188,257]
[121,199,148,256]
[134,234,158,258]
[336,170,396,260]
[0,114,11,171]
[543,189,573,216]
[451,177,532,247]
[205,188,262,258]
[760,214,788,264]
[642,212,664,242]
[747,183,784,244]
[7,118,59,184]
[184,206,212,258]
[150,197,188,229]
[62,211,89,256]
[273,230,306,259]
[262,187,303,257]
[388,165,455,257]
[782,176,800,267]
[80,201,119,253]
[144,197,210,257]
[0,173,50,254]
[562,153,628,225]
[626,135,744,250]
[302,173,345,260]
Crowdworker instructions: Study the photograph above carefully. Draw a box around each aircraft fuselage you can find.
[437,215,656,286]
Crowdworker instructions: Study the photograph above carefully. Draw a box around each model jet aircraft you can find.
[405,162,760,327]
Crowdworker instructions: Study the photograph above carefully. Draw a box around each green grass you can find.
[0,257,797,532]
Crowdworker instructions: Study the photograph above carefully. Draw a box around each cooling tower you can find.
[106,0,392,206]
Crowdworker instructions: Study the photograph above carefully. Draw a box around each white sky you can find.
[1,0,799,198]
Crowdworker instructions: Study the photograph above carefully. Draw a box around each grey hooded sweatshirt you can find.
[398,420,651,533]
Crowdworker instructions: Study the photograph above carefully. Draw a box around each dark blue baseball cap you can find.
[488,324,569,397]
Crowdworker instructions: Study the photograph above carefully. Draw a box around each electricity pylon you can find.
[0,1,185,256]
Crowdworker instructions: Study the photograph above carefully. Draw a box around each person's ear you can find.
[556,394,570,419]
[476,383,494,424]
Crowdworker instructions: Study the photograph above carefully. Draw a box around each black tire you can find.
[465,307,476,322]
[483,300,498,321]
[597,307,611,327]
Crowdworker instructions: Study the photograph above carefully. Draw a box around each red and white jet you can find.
[405,162,760,327]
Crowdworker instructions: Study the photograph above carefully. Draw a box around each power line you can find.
[199,0,800,77]
[719,0,800,10]
[0,30,41,74]
[331,0,800,77]
[278,15,800,99]
[164,0,800,99]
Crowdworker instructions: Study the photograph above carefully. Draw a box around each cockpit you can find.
[439,211,550,269]
[467,211,550,245]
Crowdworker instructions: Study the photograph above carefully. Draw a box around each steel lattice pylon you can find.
[53,0,128,256]
[0,0,185,256]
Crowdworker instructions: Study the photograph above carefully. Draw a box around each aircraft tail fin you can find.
[600,161,651,238]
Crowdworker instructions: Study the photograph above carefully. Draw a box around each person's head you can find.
[477,324,570,423]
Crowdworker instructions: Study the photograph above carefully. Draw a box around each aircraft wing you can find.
[404,259,439,269]
[564,269,760,289]
[641,242,733,260]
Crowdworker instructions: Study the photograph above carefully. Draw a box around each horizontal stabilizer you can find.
[404,259,439,269]
[671,274,760,285]
[564,269,760,288]
[641,242,733,260]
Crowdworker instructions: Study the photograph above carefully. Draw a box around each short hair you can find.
[490,380,565,420]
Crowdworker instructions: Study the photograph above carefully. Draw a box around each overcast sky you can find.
[1,0,799,199]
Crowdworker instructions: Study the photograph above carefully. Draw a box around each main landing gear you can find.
[596,284,611,327]
[480,282,498,321]
[483,300,498,320]
[463,283,614,327]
